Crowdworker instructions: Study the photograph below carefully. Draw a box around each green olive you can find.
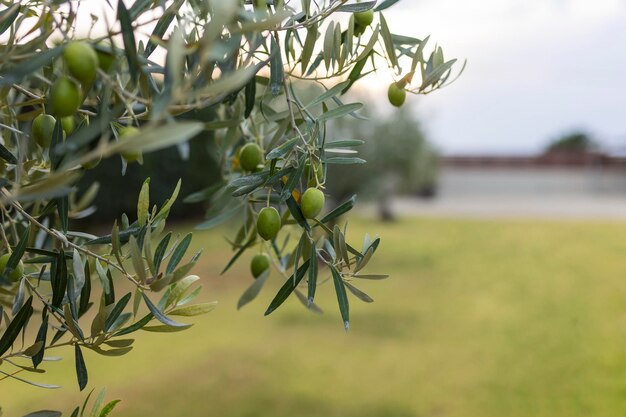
[250,253,270,278]
[0,253,24,283]
[119,126,141,163]
[354,9,374,27]
[32,114,57,148]
[61,115,75,135]
[257,207,281,241]
[387,82,406,107]
[50,77,82,117]
[64,41,99,84]
[300,187,325,219]
[239,143,263,171]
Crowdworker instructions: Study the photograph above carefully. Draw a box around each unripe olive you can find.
[387,82,406,107]
[50,77,82,117]
[354,9,374,27]
[64,41,99,84]
[354,22,366,37]
[32,114,57,148]
[250,253,270,278]
[96,46,115,73]
[0,253,24,283]
[300,187,325,219]
[257,207,281,241]
[61,115,75,135]
[239,143,263,171]
[119,126,141,163]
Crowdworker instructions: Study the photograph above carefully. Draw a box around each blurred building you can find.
[439,149,626,198]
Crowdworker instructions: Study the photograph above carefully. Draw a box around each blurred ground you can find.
[4,217,626,417]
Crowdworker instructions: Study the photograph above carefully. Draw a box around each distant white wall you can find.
[438,167,626,197]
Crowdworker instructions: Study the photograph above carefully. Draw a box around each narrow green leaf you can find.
[104,292,132,332]
[322,156,366,165]
[285,195,310,232]
[99,400,121,417]
[379,14,397,68]
[114,313,153,336]
[307,241,317,307]
[137,178,150,227]
[153,232,171,274]
[166,233,192,274]
[4,225,29,280]
[51,251,68,308]
[301,22,317,74]
[0,296,33,356]
[168,302,217,316]
[0,47,63,86]
[306,81,350,109]
[265,137,299,160]
[74,344,88,391]
[21,411,62,417]
[344,280,374,302]
[0,142,17,164]
[375,0,400,11]
[330,267,350,331]
[317,103,363,122]
[117,0,140,84]
[142,293,189,328]
[336,1,376,12]
[237,271,269,310]
[32,311,48,368]
[270,35,283,96]
[244,77,256,118]
[107,122,203,156]
[264,260,310,316]
[0,4,19,35]
[128,236,146,283]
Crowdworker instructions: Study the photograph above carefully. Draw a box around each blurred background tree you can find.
[326,105,438,220]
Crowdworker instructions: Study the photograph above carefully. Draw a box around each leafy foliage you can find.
[0,0,460,412]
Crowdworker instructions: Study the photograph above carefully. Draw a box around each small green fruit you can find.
[257,207,281,241]
[300,187,325,219]
[119,126,141,163]
[354,9,374,27]
[32,114,57,148]
[240,143,263,171]
[250,253,270,278]
[64,41,99,84]
[387,82,406,107]
[96,46,115,72]
[61,115,75,135]
[0,253,24,282]
[50,77,82,117]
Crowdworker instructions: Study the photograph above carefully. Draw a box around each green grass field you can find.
[4,217,626,417]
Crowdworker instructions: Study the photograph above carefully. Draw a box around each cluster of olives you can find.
[30,41,140,166]
[237,140,327,278]
[32,42,97,147]
[352,9,409,107]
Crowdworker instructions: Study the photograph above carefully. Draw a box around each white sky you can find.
[63,0,626,155]
[378,0,626,155]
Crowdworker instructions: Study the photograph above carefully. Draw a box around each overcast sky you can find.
[377,0,626,155]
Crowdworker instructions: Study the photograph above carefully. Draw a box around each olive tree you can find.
[0,0,461,414]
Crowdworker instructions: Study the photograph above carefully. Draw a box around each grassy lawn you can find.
[4,217,626,416]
